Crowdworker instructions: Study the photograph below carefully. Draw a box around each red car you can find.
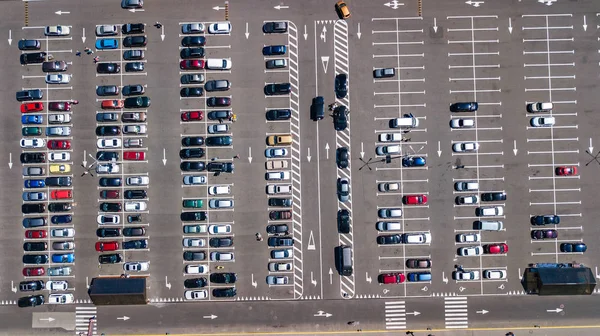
[100,190,120,199]
[180,60,205,70]
[25,230,47,239]
[21,102,44,113]
[403,194,428,205]
[48,102,71,111]
[101,100,124,109]
[556,166,578,176]
[378,273,405,284]
[95,241,119,252]
[51,190,72,199]
[181,111,203,121]
[484,243,508,254]
[23,267,45,277]
[123,151,145,161]
[48,140,71,150]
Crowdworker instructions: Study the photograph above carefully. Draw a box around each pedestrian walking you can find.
[154,22,162,28]
[218,118,223,124]
[93,56,100,63]
[506,333,515,336]
[233,154,239,159]
[71,100,79,105]
[75,50,81,57]
[256,233,263,241]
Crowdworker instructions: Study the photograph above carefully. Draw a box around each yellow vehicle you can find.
[50,164,71,174]
[267,135,292,146]
[335,1,351,20]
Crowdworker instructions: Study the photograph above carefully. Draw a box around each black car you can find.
[266,224,289,234]
[19,280,45,292]
[210,272,237,284]
[123,227,145,236]
[22,203,46,214]
[96,85,120,96]
[206,162,234,173]
[181,161,206,171]
[209,237,233,248]
[96,113,119,123]
[125,62,145,72]
[96,151,119,161]
[184,277,208,288]
[180,47,205,59]
[180,148,205,159]
[269,210,291,221]
[16,89,43,102]
[183,251,206,261]
[266,109,291,121]
[20,52,47,65]
[205,136,232,147]
[180,87,204,97]
[48,203,71,212]
[51,215,72,224]
[267,237,294,247]
[212,287,236,297]
[263,21,288,34]
[335,73,348,99]
[18,295,44,308]
[207,110,232,120]
[333,106,348,131]
[98,253,123,264]
[99,178,122,187]
[481,192,507,202]
[377,234,402,245]
[100,202,122,212]
[181,136,204,146]
[124,190,147,199]
[42,61,68,72]
[97,62,121,74]
[96,126,121,136]
[123,36,147,47]
[18,39,41,50]
[180,212,207,221]
[124,96,150,108]
[450,102,478,112]
[122,84,144,96]
[531,215,560,225]
[122,23,145,34]
[123,50,144,60]
[204,80,231,92]
[45,176,72,187]
[23,217,46,228]
[96,228,121,237]
[181,36,207,47]
[264,83,291,95]
[180,73,205,84]
[123,239,148,249]
[127,215,142,223]
[23,242,47,252]
[531,229,558,240]
[268,198,292,207]
[206,97,231,107]
[23,254,48,264]
[336,147,349,169]
[20,153,46,164]
[337,209,351,233]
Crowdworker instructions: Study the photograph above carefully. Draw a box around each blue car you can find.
[262,45,286,56]
[51,215,72,224]
[407,272,432,282]
[21,115,44,124]
[51,253,75,263]
[402,156,426,167]
[95,39,119,50]
[560,243,587,253]
[24,179,45,188]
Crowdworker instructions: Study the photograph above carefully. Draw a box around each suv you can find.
[206,162,234,173]
[20,52,47,65]
[122,23,145,34]
[16,89,43,102]
[263,21,288,33]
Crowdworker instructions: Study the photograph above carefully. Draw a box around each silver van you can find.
[390,115,419,128]
[473,220,503,231]
[376,222,402,231]
[337,245,353,276]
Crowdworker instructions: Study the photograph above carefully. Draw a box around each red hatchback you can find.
[51,190,72,199]
[23,267,45,276]
[485,243,508,254]
[123,151,145,161]
[95,241,119,252]
[403,194,428,205]
[378,273,405,284]
[21,102,44,113]
[48,140,71,150]
[180,60,205,70]
[25,230,47,239]
[101,100,124,109]
[181,111,203,121]
[556,166,578,176]
[100,190,120,199]
[48,102,71,111]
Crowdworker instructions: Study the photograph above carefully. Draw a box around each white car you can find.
[183,176,206,185]
[456,233,481,243]
[266,275,289,285]
[45,74,71,84]
[530,117,555,127]
[123,125,147,134]
[265,171,290,181]
[527,102,553,113]
[450,118,475,128]
[456,195,478,205]
[48,113,71,124]
[378,182,399,192]
[46,280,68,291]
[48,293,74,304]
[123,261,149,272]
[51,228,75,237]
[97,215,120,225]
[208,124,229,134]
[378,133,402,142]
[125,201,147,211]
[267,184,292,194]
[46,126,71,136]
[209,199,234,208]
[96,25,118,36]
[127,176,149,185]
[483,269,507,279]
[20,138,46,149]
[402,233,431,244]
[45,25,70,36]
[458,246,484,256]
[210,251,234,261]
[268,262,293,272]
[454,181,479,191]
[208,224,232,235]
[208,185,231,195]
[97,138,122,149]
[49,152,71,162]
[183,238,205,247]
[185,264,208,274]
[184,290,208,300]
[376,145,401,155]
[452,142,479,152]
[476,206,504,217]
[453,270,480,280]
[182,23,205,34]
[208,22,231,34]
[96,163,120,174]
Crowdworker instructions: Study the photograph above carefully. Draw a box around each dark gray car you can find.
[204,80,230,92]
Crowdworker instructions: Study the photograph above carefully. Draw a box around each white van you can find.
[267,184,292,194]
[376,222,402,231]
[206,58,232,70]
[473,220,503,231]
[265,171,290,181]
[390,116,419,128]
[208,185,231,195]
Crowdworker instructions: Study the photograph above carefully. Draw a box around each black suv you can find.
[20,52,47,65]
[263,21,288,34]
[337,209,351,233]
[268,198,292,207]
[481,192,507,202]
[123,227,145,236]
[122,23,145,34]
[183,251,206,261]
[180,47,205,59]
[18,39,41,50]
[100,202,122,212]
[45,176,72,187]
[23,242,48,252]
[209,237,233,248]
[181,136,204,146]
[181,36,206,47]
[124,190,147,199]
[266,224,289,234]
[97,63,121,74]
[16,89,43,102]
[267,237,294,247]
[180,212,207,221]
[99,178,122,187]
[22,203,46,214]
[212,287,236,297]
[336,147,349,169]
[266,109,291,121]
[98,254,123,264]
[333,106,348,131]
[20,153,46,164]
[264,83,291,96]
[179,148,205,159]
[18,295,44,308]
[123,36,147,47]
[19,280,45,292]
[96,126,120,136]
[22,254,49,264]
[450,102,478,112]
[97,228,121,237]
[49,203,72,212]
[184,277,207,288]
[180,161,206,171]
[335,73,348,99]
[210,273,237,284]
[206,162,234,173]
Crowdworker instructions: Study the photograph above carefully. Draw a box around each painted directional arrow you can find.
[303,25,308,40]
[307,147,312,162]
[508,18,513,34]
[251,274,257,288]
[513,140,518,156]
[40,317,55,322]
[476,309,489,314]
[55,10,70,15]
[213,6,225,10]
[437,141,442,157]
[357,23,362,39]
[325,143,330,159]
[589,138,593,154]
[248,147,253,163]
[433,18,438,33]
[8,153,12,169]
[328,268,333,284]
[162,148,167,165]
[307,230,315,250]
[8,29,12,45]
[547,308,563,313]
[274,4,289,10]
[321,56,329,73]
[203,315,218,319]
[160,26,165,41]
[311,272,317,286]
[82,28,86,43]
[117,316,130,321]
[245,23,249,39]
[360,142,364,158]
[405,311,421,316]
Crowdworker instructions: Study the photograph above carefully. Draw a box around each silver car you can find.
[183,175,206,185]
[182,23,205,34]
[48,266,72,276]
